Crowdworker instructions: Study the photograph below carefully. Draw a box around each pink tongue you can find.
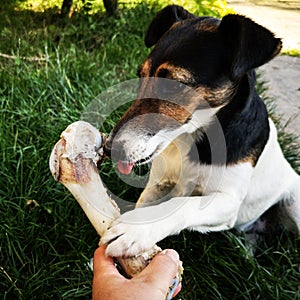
[118,161,135,175]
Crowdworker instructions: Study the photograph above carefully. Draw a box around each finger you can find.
[93,245,120,276]
[138,249,180,292]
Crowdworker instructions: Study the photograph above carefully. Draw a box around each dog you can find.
[101,5,300,257]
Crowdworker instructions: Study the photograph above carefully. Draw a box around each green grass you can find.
[0,1,299,299]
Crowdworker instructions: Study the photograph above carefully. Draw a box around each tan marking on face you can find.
[136,59,153,99]
[126,61,233,129]
[151,62,197,123]
[195,83,235,108]
[131,62,196,125]
[139,59,152,77]
[155,62,195,83]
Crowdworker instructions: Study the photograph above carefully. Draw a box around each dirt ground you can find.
[259,56,300,139]
[227,0,300,139]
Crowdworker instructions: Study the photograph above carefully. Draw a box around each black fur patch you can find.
[189,71,270,165]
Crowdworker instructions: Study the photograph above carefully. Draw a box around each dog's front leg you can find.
[101,192,241,257]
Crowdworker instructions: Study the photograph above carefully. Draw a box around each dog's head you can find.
[104,5,281,174]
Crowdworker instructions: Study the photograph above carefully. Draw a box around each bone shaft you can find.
[59,157,120,237]
[64,182,118,236]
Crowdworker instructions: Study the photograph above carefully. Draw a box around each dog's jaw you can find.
[111,128,170,174]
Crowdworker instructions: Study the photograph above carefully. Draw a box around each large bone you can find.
[49,121,163,277]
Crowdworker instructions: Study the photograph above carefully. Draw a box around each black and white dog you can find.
[101,5,300,257]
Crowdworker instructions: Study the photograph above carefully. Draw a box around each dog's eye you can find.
[175,82,185,91]
[159,81,186,97]
[172,82,185,93]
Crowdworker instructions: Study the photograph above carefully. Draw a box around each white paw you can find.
[100,209,163,257]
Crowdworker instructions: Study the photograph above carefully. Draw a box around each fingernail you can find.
[163,249,180,263]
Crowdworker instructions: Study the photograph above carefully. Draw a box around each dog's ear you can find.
[219,14,282,80]
[145,5,195,48]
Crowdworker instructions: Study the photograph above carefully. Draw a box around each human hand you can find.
[92,245,182,300]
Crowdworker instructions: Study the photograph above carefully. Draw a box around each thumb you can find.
[93,245,120,277]
[137,249,180,295]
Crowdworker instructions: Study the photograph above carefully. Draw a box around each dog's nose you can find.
[103,139,128,162]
